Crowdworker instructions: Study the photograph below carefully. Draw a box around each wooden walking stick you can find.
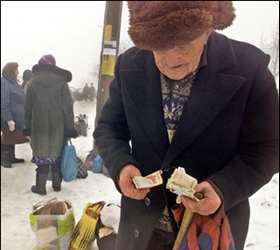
[172,209,194,250]
[172,193,204,250]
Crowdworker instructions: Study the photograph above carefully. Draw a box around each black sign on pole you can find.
[93,1,123,156]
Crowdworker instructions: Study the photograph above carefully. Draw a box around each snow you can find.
[1,100,279,250]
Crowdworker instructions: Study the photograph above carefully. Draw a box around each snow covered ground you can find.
[1,100,279,250]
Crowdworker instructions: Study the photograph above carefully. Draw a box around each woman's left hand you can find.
[181,181,221,216]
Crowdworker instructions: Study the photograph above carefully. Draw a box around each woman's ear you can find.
[204,28,214,44]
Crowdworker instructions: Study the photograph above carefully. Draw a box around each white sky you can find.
[1,1,279,89]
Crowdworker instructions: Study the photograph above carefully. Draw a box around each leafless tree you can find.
[118,37,134,55]
[89,64,101,85]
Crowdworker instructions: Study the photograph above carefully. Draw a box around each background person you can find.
[83,83,90,101]
[1,62,29,168]
[89,82,95,102]
[22,54,78,195]
[93,2,279,250]
[21,69,33,93]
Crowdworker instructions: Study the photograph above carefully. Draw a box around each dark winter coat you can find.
[21,69,33,92]
[1,75,25,128]
[22,64,77,158]
[93,32,279,250]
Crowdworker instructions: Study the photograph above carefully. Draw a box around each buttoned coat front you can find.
[93,32,279,250]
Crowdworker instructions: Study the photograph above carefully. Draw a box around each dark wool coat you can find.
[93,32,279,250]
[22,64,77,158]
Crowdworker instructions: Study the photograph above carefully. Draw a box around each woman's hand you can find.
[181,181,221,216]
[118,164,150,200]
[7,120,15,132]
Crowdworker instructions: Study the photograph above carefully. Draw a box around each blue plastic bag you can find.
[92,155,103,173]
[60,139,78,182]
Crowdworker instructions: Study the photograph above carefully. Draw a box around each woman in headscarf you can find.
[22,54,78,195]
[1,62,29,168]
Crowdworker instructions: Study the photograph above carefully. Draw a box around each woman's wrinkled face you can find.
[153,29,213,80]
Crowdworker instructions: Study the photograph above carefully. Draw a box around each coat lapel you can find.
[163,67,246,164]
[121,32,247,166]
[121,57,170,159]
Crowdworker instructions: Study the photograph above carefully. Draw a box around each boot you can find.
[52,172,62,191]
[1,144,12,168]
[51,164,62,191]
[31,172,48,195]
[9,145,25,163]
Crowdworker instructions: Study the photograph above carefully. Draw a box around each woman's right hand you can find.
[7,120,15,132]
[118,164,150,200]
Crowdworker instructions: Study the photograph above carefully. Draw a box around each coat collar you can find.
[32,64,72,82]
[121,32,246,167]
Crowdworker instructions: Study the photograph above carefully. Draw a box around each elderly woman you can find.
[93,2,279,250]
[1,62,28,168]
[22,54,78,195]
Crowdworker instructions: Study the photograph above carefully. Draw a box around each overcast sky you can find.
[1,1,279,89]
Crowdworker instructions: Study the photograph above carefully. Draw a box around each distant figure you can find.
[21,69,33,93]
[22,54,78,195]
[89,82,95,102]
[1,62,29,168]
[83,83,90,101]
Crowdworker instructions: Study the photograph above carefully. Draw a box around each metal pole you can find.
[93,1,123,156]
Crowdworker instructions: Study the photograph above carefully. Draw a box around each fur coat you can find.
[22,64,77,158]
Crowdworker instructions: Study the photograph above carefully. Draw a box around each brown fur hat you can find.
[127,1,236,50]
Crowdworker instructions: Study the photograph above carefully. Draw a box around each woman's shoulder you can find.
[1,75,14,84]
[118,46,154,69]
[32,64,72,82]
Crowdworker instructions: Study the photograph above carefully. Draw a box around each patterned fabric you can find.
[76,156,88,178]
[156,72,197,233]
[161,72,196,143]
[173,204,236,250]
[31,156,60,165]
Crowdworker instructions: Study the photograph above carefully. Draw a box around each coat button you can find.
[145,197,150,206]
[134,229,139,238]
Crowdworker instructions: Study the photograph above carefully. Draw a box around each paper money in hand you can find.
[166,167,199,202]
[133,170,163,189]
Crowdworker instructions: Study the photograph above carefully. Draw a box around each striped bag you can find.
[172,203,235,250]
[69,201,105,250]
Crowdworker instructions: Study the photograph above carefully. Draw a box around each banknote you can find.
[133,170,163,189]
[166,167,200,202]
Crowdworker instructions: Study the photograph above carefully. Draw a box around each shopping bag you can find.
[75,114,88,137]
[76,156,88,179]
[85,150,96,170]
[60,139,78,182]
[69,201,106,250]
[29,198,75,250]
[92,154,103,173]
